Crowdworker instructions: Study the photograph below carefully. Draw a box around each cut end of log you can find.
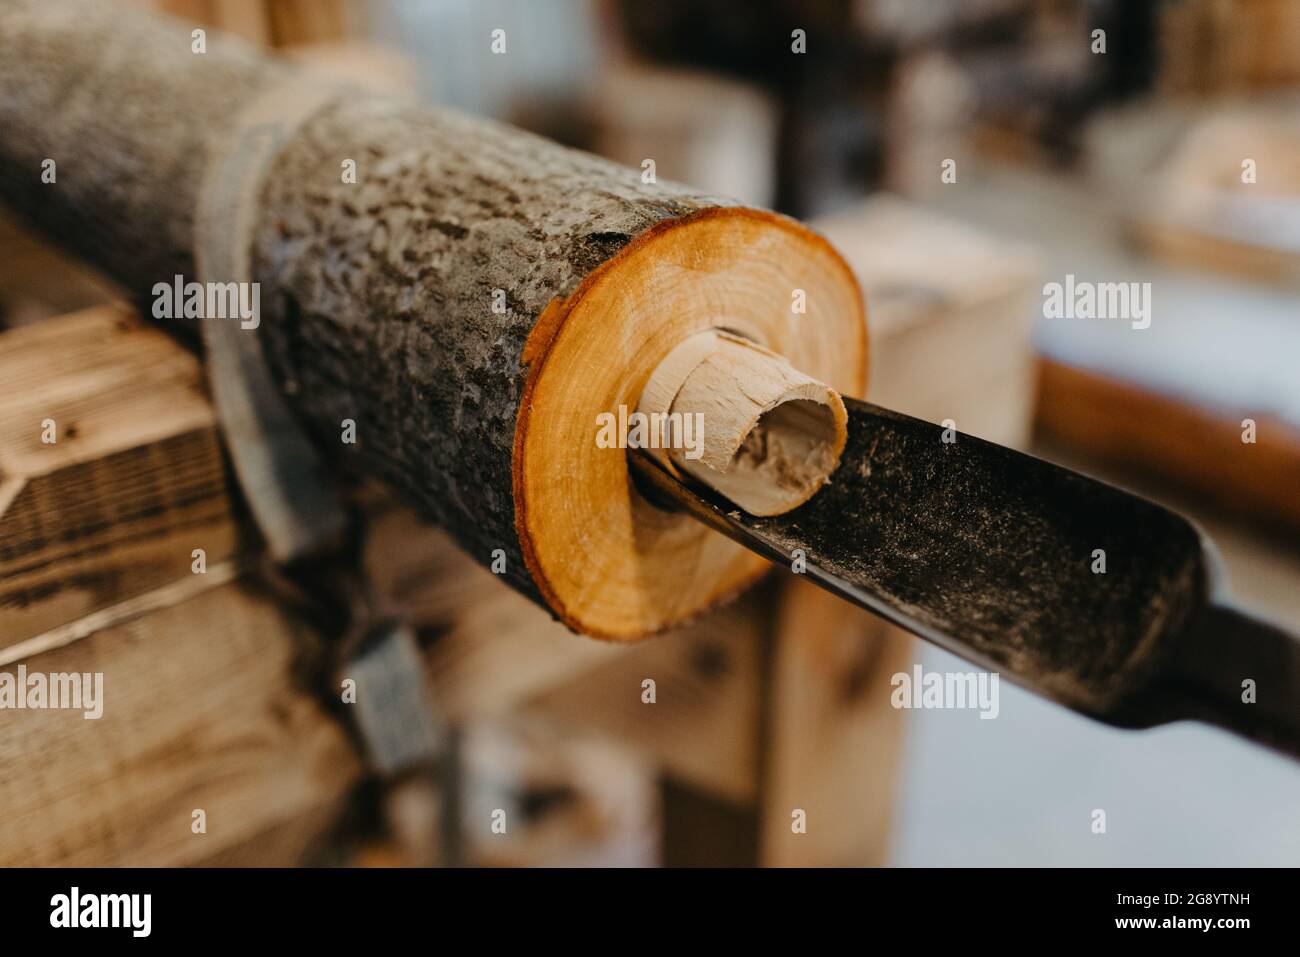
[514,207,867,641]
[637,329,848,516]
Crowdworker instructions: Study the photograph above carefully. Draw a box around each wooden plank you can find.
[131,0,271,45]
[267,0,350,47]
[209,0,272,45]
[816,196,1040,338]
[0,579,360,866]
[0,211,121,328]
[661,778,757,867]
[0,306,243,654]
[192,793,351,866]
[1159,0,1300,93]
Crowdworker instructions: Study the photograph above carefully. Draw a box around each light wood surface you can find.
[815,196,1040,447]
[761,582,915,867]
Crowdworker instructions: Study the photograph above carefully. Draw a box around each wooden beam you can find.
[0,305,243,656]
[759,581,914,866]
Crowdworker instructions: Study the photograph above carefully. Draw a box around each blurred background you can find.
[2,0,1298,866]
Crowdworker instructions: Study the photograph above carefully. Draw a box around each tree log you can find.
[0,0,866,638]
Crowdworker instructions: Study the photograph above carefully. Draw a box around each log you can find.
[0,0,866,639]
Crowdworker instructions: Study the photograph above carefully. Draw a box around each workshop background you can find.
[1,0,1297,866]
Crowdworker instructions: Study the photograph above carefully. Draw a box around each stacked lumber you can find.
[0,580,358,866]
[0,306,346,865]
[0,306,242,658]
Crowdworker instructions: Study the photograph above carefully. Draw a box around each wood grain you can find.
[0,306,244,653]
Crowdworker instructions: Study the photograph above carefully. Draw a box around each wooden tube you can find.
[637,330,848,516]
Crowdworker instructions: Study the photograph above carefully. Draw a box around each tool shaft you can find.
[1156,603,1300,760]
[632,398,1300,762]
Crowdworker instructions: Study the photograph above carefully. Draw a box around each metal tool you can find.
[632,398,1300,761]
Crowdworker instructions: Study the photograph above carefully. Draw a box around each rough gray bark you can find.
[0,0,282,300]
[0,0,732,608]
